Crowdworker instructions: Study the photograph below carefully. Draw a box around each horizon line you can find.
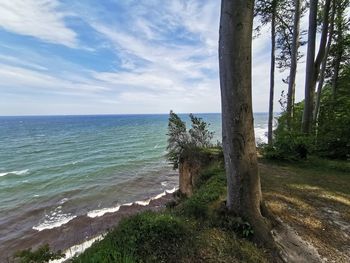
[0,112,277,117]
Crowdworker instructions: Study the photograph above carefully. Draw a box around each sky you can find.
[0,0,309,116]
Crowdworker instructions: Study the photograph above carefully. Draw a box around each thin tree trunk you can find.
[286,0,301,129]
[332,3,344,100]
[219,0,273,245]
[268,5,276,145]
[302,0,318,134]
[311,0,332,95]
[314,0,335,123]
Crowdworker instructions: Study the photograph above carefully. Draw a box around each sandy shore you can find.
[1,192,175,262]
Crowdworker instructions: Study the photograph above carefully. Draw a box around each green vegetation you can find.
[14,156,349,263]
[14,244,64,263]
[71,160,270,263]
[166,111,214,169]
[261,65,350,161]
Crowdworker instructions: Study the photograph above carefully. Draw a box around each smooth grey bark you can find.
[302,0,318,134]
[219,0,273,244]
[286,0,301,129]
[268,3,276,145]
[314,0,335,123]
[311,0,332,95]
[332,1,345,100]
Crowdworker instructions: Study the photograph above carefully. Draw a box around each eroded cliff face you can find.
[179,160,201,197]
[178,148,223,197]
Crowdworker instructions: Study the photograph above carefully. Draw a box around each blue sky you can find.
[0,0,308,115]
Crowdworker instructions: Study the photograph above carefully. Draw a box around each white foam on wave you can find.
[87,187,178,217]
[50,234,104,263]
[135,199,152,206]
[135,187,177,206]
[254,127,268,144]
[33,206,76,231]
[0,169,29,177]
[87,205,121,218]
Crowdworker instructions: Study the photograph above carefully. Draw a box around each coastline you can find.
[1,189,176,262]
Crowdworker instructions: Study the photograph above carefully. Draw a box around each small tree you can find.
[166,110,189,169]
[188,113,214,148]
[166,111,214,169]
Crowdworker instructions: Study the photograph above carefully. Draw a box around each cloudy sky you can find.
[0,0,308,115]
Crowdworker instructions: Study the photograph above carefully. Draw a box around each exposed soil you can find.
[260,162,350,263]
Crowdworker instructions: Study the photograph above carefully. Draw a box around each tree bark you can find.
[302,0,318,134]
[332,1,345,100]
[314,0,335,123]
[310,0,332,109]
[268,2,276,145]
[286,0,301,129]
[219,0,273,245]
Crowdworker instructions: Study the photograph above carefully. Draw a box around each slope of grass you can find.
[71,162,270,263]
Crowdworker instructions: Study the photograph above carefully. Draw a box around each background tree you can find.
[330,0,350,99]
[286,0,302,129]
[255,0,278,145]
[302,0,318,134]
[219,0,273,244]
[314,0,336,123]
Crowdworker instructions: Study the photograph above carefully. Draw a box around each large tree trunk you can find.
[268,3,276,145]
[219,0,272,245]
[286,0,301,129]
[302,0,318,134]
[314,0,335,123]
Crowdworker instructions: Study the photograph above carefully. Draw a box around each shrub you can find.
[72,212,194,263]
[14,244,64,263]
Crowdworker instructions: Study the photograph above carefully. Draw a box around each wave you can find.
[87,187,177,218]
[0,169,29,177]
[254,127,268,144]
[87,205,121,218]
[50,234,104,263]
[33,206,76,231]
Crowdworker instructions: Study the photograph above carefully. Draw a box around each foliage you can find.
[14,244,64,263]
[178,166,226,220]
[72,212,194,263]
[262,65,350,160]
[188,113,214,148]
[166,110,189,169]
[261,102,314,160]
[317,66,350,159]
[166,111,214,169]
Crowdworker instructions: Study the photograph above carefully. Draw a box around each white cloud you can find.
[0,0,77,47]
[0,64,110,94]
[0,0,314,115]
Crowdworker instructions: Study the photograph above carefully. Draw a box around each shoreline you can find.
[1,189,176,262]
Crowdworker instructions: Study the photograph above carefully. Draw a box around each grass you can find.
[71,161,270,263]
[16,155,349,262]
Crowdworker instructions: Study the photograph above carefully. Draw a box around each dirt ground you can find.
[260,160,350,263]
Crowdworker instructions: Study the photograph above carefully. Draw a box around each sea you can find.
[0,113,268,259]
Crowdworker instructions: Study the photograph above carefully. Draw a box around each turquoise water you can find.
[0,113,268,247]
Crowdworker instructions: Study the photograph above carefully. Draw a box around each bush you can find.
[72,212,194,263]
[210,203,254,239]
[14,244,64,263]
[179,169,226,220]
